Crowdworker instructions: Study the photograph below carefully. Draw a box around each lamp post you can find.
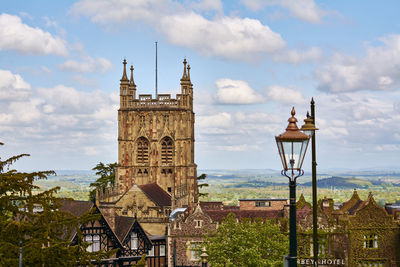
[200,247,208,267]
[276,107,311,267]
[301,99,318,266]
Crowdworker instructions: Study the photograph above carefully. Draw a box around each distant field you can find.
[35,169,400,204]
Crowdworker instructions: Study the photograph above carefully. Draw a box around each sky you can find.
[0,0,400,172]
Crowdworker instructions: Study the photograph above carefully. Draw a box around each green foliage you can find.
[203,213,288,267]
[0,144,113,266]
[197,173,209,198]
[89,162,117,200]
[132,254,146,267]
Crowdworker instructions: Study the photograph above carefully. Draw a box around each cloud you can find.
[160,13,285,61]
[0,13,67,56]
[315,35,400,93]
[266,85,306,105]
[215,79,266,104]
[272,47,322,64]
[241,0,329,24]
[58,56,113,73]
[71,0,286,62]
[70,0,179,25]
[0,70,31,101]
[191,0,223,12]
[0,71,118,161]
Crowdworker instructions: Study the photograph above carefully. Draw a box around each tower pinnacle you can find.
[130,65,136,86]
[121,59,128,82]
[181,58,187,80]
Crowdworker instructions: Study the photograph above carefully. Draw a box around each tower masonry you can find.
[116,58,198,210]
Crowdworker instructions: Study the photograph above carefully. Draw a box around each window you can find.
[359,261,385,267]
[159,245,166,256]
[161,137,173,164]
[147,246,154,256]
[195,220,203,228]
[255,201,270,207]
[310,237,327,257]
[137,137,149,164]
[190,242,201,261]
[85,234,100,252]
[130,233,138,250]
[363,234,378,248]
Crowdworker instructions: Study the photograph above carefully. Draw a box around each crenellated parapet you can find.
[119,58,193,110]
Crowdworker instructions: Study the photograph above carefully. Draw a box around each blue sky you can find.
[0,0,400,171]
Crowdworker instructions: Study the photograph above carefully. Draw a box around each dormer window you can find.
[195,220,203,228]
[131,233,138,250]
[85,234,100,252]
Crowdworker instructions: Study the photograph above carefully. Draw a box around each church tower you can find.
[116,58,198,210]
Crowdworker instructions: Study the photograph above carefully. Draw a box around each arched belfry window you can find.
[161,137,173,164]
[136,137,149,164]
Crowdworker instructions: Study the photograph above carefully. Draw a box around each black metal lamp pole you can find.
[301,99,319,266]
[311,99,318,266]
[276,107,311,267]
[285,169,303,266]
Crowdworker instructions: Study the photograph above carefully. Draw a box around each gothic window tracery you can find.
[161,137,173,164]
[136,137,149,164]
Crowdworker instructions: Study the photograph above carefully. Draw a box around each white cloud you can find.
[160,13,285,61]
[71,0,286,62]
[272,47,322,64]
[216,144,262,151]
[197,112,232,128]
[191,0,223,12]
[0,70,118,164]
[0,70,31,101]
[216,78,266,104]
[58,56,112,73]
[241,0,329,24]
[70,0,178,25]
[315,35,400,93]
[266,85,306,105]
[0,13,67,56]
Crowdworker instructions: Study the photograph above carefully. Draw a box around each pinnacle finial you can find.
[121,59,128,81]
[182,58,187,79]
[187,64,191,80]
[311,97,315,105]
[291,107,296,116]
[130,65,135,86]
[306,111,310,118]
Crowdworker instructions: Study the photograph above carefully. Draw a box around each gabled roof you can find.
[59,199,93,217]
[138,183,171,207]
[338,189,363,214]
[115,215,135,242]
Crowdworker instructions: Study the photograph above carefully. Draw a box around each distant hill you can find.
[302,176,400,189]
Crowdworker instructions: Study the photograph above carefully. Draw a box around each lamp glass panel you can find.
[282,141,295,169]
[276,139,287,169]
[281,139,309,170]
[303,129,314,137]
[297,139,310,169]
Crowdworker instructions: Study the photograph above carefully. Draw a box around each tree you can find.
[89,162,117,200]
[202,213,288,267]
[197,173,209,198]
[0,143,113,266]
[132,254,146,267]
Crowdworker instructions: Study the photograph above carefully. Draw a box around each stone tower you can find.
[116,58,198,210]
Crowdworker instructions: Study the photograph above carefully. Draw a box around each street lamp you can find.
[276,107,310,267]
[200,247,208,267]
[301,99,318,266]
